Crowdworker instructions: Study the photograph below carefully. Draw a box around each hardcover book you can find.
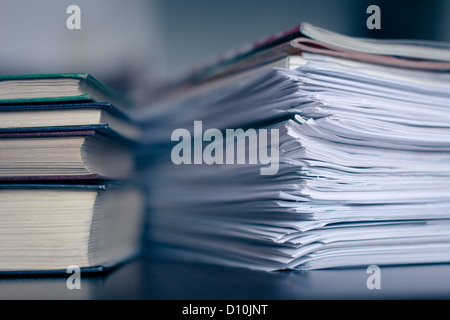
[0,183,144,274]
[0,73,132,111]
[0,102,141,141]
[0,130,135,181]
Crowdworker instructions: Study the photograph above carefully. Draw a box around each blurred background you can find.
[0,0,449,97]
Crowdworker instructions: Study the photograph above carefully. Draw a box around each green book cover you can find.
[0,73,132,109]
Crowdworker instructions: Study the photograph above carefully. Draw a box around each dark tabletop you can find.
[1,254,449,300]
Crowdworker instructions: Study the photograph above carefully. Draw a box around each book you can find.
[0,183,144,274]
[0,130,134,181]
[0,102,141,141]
[140,23,450,271]
[0,73,132,111]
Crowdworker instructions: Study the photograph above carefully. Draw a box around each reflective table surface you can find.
[1,254,449,300]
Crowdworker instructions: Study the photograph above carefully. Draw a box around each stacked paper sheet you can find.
[141,52,450,271]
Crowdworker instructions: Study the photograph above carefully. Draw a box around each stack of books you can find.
[138,23,450,271]
[0,73,144,274]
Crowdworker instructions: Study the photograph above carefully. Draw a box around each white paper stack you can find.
[139,26,450,271]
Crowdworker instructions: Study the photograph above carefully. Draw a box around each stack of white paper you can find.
[141,54,450,271]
